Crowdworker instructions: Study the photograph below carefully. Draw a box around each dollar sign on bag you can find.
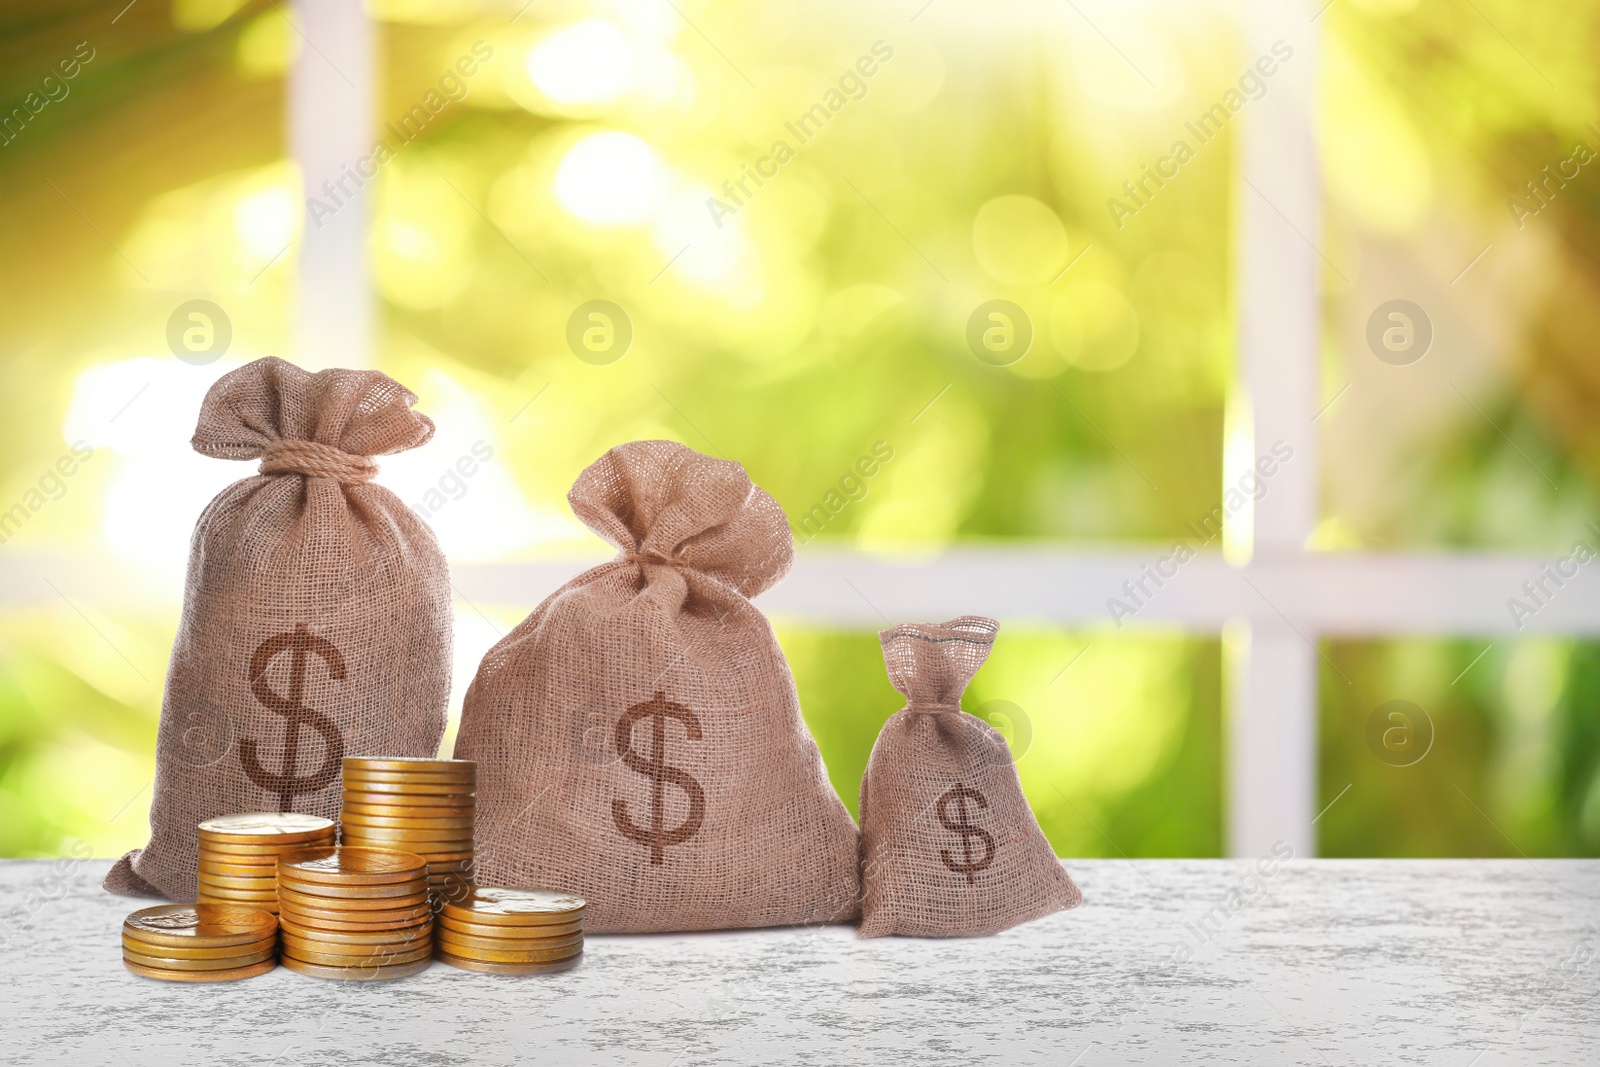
[612,692,705,865]
[936,783,996,884]
[239,624,347,811]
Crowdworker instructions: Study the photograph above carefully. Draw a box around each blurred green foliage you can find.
[0,0,1597,863]
[1320,639,1600,857]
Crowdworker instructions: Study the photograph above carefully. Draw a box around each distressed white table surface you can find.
[1,859,1596,1066]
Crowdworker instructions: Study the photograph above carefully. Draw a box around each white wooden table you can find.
[1,859,1595,1065]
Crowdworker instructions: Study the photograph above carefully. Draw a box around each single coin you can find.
[341,793,474,812]
[277,919,434,946]
[197,858,280,877]
[279,847,427,884]
[279,954,431,981]
[277,881,429,905]
[196,876,278,895]
[338,839,475,855]
[123,944,278,971]
[344,757,476,774]
[125,956,278,983]
[195,892,278,910]
[435,951,580,976]
[198,837,333,858]
[444,888,586,927]
[278,884,429,908]
[276,910,433,934]
[437,914,580,940]
[278,900,432,925]
[339,802,476,819]
[124,904,277,949]
[121,934,277,960]
[340,835,475,854]
[338,812,475,830]
[196,880,278,897]
[342,768,476,785]
[339,779,474,796]
[197,813,337,844]
[280,930,431,956]
[277,902,432,927]
[280,889,432,915]
[436,929,583,956]
[277,874,426,899]
[280,942,431,968]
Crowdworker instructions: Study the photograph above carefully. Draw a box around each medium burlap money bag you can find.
[859,616,1081,937]
[453,439,859,932]
[104,357,452,901]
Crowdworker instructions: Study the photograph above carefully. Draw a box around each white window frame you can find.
[285,0,1600,858]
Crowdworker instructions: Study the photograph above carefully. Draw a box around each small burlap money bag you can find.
[453,439,859,932]
[104,357,452,901]
[859,616,1081,937]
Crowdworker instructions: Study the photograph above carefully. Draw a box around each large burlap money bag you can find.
[859,616,1081,937]
[454,440,859,932]
[104,357,452,901]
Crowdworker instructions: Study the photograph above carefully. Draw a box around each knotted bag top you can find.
[569,439,793,598]
[191,356,436,482]
[879,616,999,712]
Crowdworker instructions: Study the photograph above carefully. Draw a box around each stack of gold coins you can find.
[196,812,336,914]
[435,887,585,974]
[339,757,476,900]
[275,846,433,980]
[122,903,278,982]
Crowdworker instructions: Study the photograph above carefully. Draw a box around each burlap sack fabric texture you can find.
[453,439,860,932]
[858,616,1081,937]
[104,357,452,901]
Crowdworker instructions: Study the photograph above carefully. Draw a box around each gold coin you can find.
[123,944,278,971]
[197,813,337,844]
[198,836,333,858]
[277,919,434,945]
[280,942,431,967]
[197,858,280,877]
[342,768,476,785]
[279,894,431,919]
[279,954,431,981]
[435,951,580,976]
[125,956,278,983]
[279,847,427,884]
[195,892,278,910]
[339,812,475,830]
[339,779,474,796]
[277,874,426,899]
[340,802,476,819]
[436,929,583,957]
[276,910,433,933]
[278,904,431,928]
[342,789,474,807]
[195,876,276,895]
[191,881,277,897]
[339,825,473,844]
[124,904,277,949]
[344,757,476,774]
[278,883,429,908]
[340,836,475,855]
[280,939,428,965]
[443,887,586,927]
[121,934,277,959]
[437,914,580,940]
[279,900,432,925]
[280,928,431,954]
